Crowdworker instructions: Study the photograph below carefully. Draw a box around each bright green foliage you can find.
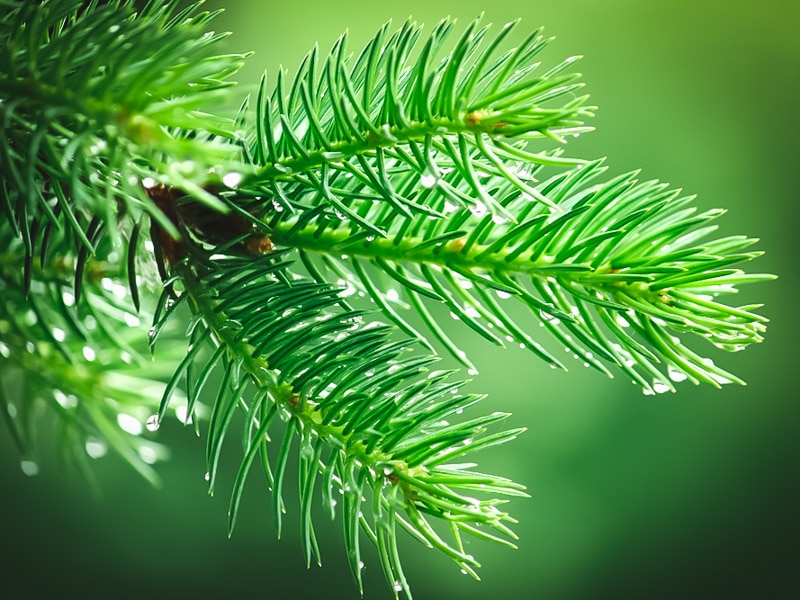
[0,2,774,599]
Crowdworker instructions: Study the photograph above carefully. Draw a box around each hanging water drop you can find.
[145,414,160,432]
[21,459,39,477]
[85,439,108,459]
[420,173,437,188]
[223,171,243,188]
[668,366,688,383]
[652,381,671,394]
[117,413,143,436]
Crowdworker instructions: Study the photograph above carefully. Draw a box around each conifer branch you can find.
[0,2,774,599]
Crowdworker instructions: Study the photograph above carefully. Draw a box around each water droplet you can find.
[668,367,688,383]
[53,390,78,409]
[139,446,158,464]
[117,413,143,436]
[539,309,560,325]
[204,472,211,481]
[123,313,140,327]
[642,388,655,396]
[142,177,156,189]
[385,288,400,302]
[20,459,39,477]
[652,381,671,394]
[467,368,479,376]
[108,24,120,34]
[82,346,96,361]
[0,341,10,358]
[393,582,403,592]
[223,172,243,188]
[420,173,437,188]
[145,414,160,432]
[52,327,66,342]
[85,439,108,459]
[464,306,481,319]
[615,314,630,328]
[495,290,512,300]
[469,202,487,217]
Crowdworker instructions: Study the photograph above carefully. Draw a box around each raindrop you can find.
[615,314,630,328]
[82,346,96,361]
[385,289,400,302]
[469,203,487,217]
[223,172,243,188]
[145,414,160,432]
[668,367,688,383]
[652,381,671,394]
[85,439,108,459]
[20,459,39,477]
[52,327,66,342]
[54,390,78,409]
[204,472,211,481]
[495,290,512,300]
[139,446,158,464]
[420,173,437,188]
[123,313,140,327]
[539,309,560,325]
[117,413,143,436]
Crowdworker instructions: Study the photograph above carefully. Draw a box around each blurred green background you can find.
[2,1,798,598]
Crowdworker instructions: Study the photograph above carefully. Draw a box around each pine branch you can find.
[149,245,526,595]
[266,160,773,393]
[0,3,775,600]
[241,16,593,225]
[0,0,248,294]
[0,218,181,487]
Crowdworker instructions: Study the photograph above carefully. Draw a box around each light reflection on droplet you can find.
[85,439,108,459]
[652,381,671,394]
[668,367,688,383]
[20,459,39,477]
[420,173,437,188]
[117,413,143,435]
[138,445,159,464]
[223,172,243,188]
[145,414,160,432]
